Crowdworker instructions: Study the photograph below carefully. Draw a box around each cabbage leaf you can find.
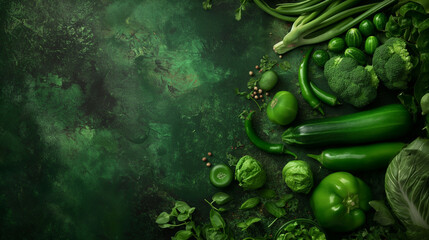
[385,137,429,239]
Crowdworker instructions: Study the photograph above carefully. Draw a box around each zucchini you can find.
[328,37,346,53]
[364,36,379,55]
[345,28,363,48]
[282,104,413,146]
[344,47,367,65]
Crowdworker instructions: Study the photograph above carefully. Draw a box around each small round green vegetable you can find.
[345,28,363,48]
[359,19,375,37]
[328,37,346,53]
[258,70,278,91]
[312,49,330,67]
[235,155,266,190]
[364,36,379,55]
[373,12,387,31]
[267,91,298,126]
[209,164,233,188]
[344,47,367,65]
[282,160,313,194]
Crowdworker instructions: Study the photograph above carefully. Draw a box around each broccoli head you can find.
[372,37,415,90]
[324,56,379,108]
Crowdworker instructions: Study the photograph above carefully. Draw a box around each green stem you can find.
[275,0,335,16]
[204,199,219,211]
[276,0,320,9]
[253,0,298,22]
[267,217,279,228]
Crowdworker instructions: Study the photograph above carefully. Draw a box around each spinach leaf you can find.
[265,202,286,218]
[212,192,232,205]
[239,197,260,210]
[210,209,226,230]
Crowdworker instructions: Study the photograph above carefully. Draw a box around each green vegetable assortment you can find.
[155,1,429,239]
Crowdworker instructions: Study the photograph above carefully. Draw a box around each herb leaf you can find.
[210,209,226,230]
[174,230,193,240]
[212,192,232,205]
[265,202,286,218]
[239,197,260,210]
[155,212,170,224]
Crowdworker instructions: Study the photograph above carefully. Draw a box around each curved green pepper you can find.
[310,172,372,232]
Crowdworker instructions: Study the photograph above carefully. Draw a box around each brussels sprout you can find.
[235,155,266,190]
[282,160,313,194]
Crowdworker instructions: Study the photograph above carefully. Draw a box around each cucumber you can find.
[364,36,379,55]
[345,28,363,48]
[344,47,367,65]
[282,104,413,146]
[359,19,375,37]
[312,49,330,67]
[373,12,387,31]
[328,37,346,53]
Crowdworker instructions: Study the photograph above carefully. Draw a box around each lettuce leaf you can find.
[385,137,429,239]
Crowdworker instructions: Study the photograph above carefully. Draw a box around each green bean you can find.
[298,47,324,115]
[309,81,341,106]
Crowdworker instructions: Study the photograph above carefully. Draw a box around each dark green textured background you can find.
[0,1,402,239]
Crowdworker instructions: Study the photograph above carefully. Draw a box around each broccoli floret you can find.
[324,56,379,108]
[372,37,415,90]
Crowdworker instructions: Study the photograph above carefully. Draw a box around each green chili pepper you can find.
[310,172,372,232]
[309,81,341,106]
[299,47,324,115]
[245,111,296,158]
[307,142,405,171]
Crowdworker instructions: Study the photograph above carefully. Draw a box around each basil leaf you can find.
[175,201,191,213]
[174,230,193,240]
[158,223,176,229]
[186,221,195,231]
[239,197,260,210]
[155,212,170,224]
[369,200,396,226]
[264,202,286,218]
[210,209,226,229]
[177,213,189,222]
[212,192,232,205]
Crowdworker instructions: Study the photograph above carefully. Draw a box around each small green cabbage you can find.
[235,155,266,190]
[421,93,429,115]
[282,160,313,194]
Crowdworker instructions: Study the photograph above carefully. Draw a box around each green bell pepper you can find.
[310,172,372,232]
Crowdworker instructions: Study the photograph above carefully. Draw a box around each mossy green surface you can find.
[0,0,405,239]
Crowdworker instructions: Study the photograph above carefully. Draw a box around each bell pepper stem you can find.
[307,153,322,164]
[343,193,359,213]
[284,148,298,159]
